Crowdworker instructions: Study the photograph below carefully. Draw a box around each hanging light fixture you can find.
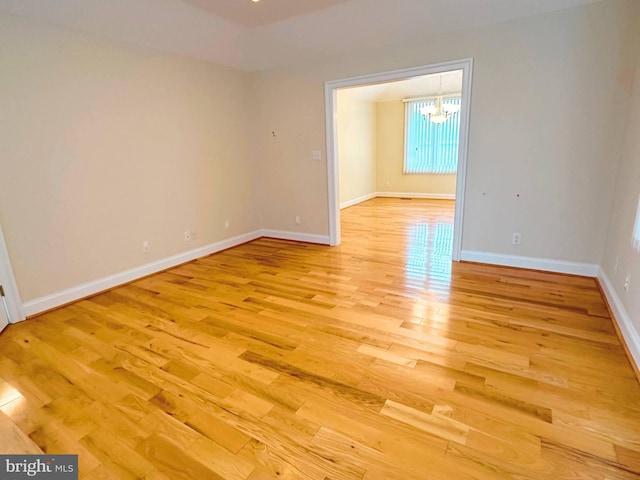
[420,75,460,124]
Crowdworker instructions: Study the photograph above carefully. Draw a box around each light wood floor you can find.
[1,198,639,479]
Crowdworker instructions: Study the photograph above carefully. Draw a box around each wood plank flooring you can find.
[1,197,639,479]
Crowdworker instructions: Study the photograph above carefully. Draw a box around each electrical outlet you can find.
[312,150,322,161]
[224,220,230,229]
[142,241,150,253]
[191,230,197,240]
[184,230,191,241]
[624,274,631,293]
[295,215,301,225]
[512,232,522,246]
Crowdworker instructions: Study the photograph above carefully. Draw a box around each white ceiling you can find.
[342,70,464,103]
[181,0,352,27]
[0,0,605,71]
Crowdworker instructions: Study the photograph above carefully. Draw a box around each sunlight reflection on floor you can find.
[405,222,453,291]
[0,384,24,416]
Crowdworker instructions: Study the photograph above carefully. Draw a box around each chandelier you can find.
[419,75,460,124]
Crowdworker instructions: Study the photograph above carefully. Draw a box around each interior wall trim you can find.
[460,250,600,277]
[22,229,331,317]
[376,192,456,200]
[598,270,640,379]
[260,230,331,245]
[0,223,24,322]
[22,230,264,317]
[340,192,456,209]
[340,193,377,210]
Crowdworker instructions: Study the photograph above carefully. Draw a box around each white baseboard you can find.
[22,228,331,317]
[22,230,263,317]
[460,250,600,277]
[598,270,640,371]
[376,191,456,200]
[340,193,377,209]
[340,192,455,209]
[260,229,330,245]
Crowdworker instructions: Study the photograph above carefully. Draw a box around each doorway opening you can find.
[324,59,473,263]
[0,223,24,330]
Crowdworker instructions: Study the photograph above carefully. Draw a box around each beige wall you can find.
[1,0,638,315]
[0,15,259,302]
[376,100,457,195]
[251,70,328,235]
[337,95,458,202]
[601,4,640,345]
[337,91,377,205]
[254,0,633,263]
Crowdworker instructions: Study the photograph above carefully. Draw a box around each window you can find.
[633,195,640,252]
[404,97,461,174]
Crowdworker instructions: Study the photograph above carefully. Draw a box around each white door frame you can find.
[0,223,24,324]
[324,58,473,261]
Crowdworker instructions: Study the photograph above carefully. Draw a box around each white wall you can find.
[0,14,259,304]
[600,2,640,367]
[337,91,377,206]
[254,0,633,264]
[376,100,457,196]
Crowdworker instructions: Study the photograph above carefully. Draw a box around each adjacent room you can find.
[337,71,462,208]
[0,0,639,478]
[336,70,463,276]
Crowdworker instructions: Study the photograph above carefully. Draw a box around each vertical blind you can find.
[634,195,640,252]
[404,97,461,174]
